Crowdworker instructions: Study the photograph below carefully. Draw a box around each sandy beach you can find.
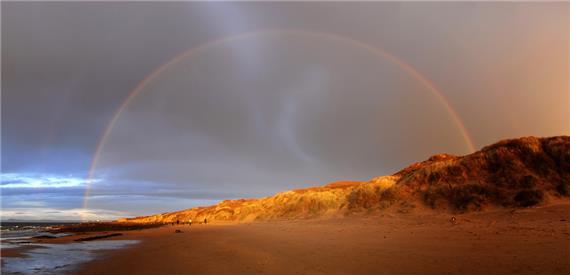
[2,203,570,274]
[24,202,558,275]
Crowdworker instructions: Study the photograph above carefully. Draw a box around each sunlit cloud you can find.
[0,207,128,221]
[0,173,99,189]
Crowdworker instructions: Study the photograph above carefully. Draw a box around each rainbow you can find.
[82,29,476,219]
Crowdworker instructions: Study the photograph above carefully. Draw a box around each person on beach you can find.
[189,218,192,226]
[176,220,179,225]
[204,218,207,224]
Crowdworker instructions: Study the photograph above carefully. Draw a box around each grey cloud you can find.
[2,2,568,219]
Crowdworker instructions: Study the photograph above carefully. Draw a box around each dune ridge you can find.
[118,136,569,223]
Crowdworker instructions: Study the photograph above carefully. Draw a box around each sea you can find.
[1,222,140,274]
[1,222,76,247]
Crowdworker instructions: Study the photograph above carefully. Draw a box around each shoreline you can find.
[3,202,570,274]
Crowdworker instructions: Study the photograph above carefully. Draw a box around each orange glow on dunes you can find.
[82,29,476,220]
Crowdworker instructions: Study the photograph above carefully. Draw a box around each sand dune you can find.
[119,136,570,224]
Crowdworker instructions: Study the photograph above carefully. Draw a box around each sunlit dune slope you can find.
[118,136,569,223]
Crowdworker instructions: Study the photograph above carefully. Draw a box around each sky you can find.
[2,2,568,221]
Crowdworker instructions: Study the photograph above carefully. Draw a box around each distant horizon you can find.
[1,219,82,223]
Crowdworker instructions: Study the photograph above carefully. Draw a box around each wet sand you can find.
[68,202,570,275]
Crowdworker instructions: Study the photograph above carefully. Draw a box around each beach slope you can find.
[78,202,570,275]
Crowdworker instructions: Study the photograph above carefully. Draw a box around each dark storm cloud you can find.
[2,2,568,219]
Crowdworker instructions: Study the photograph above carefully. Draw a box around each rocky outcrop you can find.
[118,136,569,223]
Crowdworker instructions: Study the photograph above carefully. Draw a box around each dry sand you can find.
[60,202,570,275]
